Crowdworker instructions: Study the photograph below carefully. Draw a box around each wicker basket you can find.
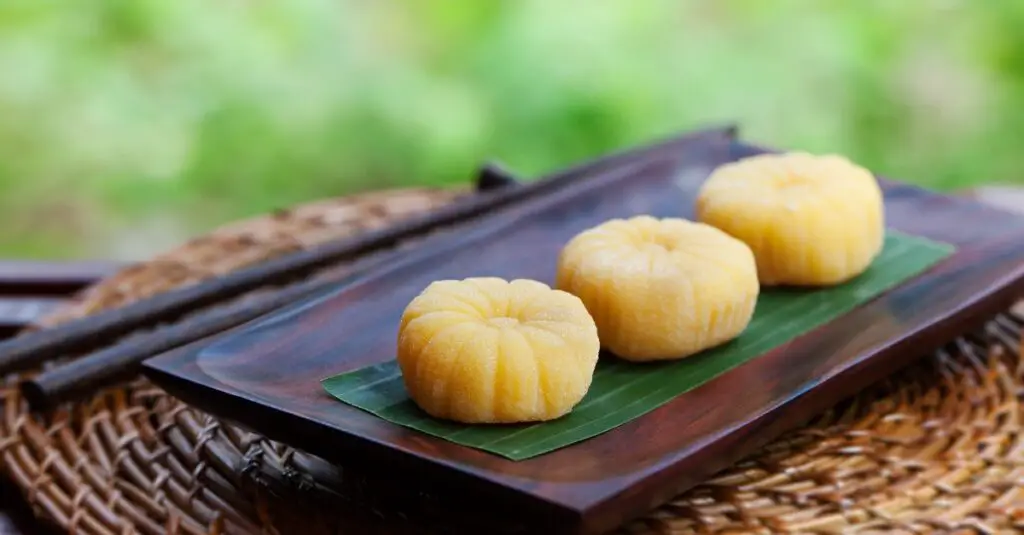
[2,186,1022,534]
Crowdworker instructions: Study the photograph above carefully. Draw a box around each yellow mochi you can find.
[396,277,600,424]
[695,152,885,286]
[556,216,759,362]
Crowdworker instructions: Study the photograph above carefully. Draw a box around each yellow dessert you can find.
[695,152,885,286]
[555,216,759,362]
[396,277,600,424]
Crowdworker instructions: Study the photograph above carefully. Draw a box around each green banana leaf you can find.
[322,232,953,461]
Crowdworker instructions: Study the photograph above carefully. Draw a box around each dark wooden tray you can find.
[143,129,1024,535]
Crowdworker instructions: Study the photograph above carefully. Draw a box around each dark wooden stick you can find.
[18,133,715,409]
[0,199,501,374]
[21,279,331,410]
[0,126,736,377]
[17,164,518,407]
[0,169,520,375]
[475,161,521,191]
[19,203,540,410]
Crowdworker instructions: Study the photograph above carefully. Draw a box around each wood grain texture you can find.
[143,132,1024,535]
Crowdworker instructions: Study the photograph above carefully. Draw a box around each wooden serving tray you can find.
[143,129,1024,535]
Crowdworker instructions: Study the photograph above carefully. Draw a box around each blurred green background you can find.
[1,1,1021,260]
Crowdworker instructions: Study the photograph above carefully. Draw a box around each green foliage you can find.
[0,1,1020,258]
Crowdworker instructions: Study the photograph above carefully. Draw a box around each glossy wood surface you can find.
[144,132,1024,535]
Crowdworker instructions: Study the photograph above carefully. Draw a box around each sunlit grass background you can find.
[2,1,1022,259]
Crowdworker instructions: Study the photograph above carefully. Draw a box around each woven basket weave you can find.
[2,186,1022,534]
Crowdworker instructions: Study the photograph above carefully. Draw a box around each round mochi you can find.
[555,216,759,362]
[695,152,885,286]
[396,277,600,424]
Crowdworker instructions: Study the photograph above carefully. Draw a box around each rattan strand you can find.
[1,186,1022,534]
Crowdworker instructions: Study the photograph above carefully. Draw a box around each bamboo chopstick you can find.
[7,126,738,406]
[0,164,520,376]
[21,266,354,410]
[18,195,549,410]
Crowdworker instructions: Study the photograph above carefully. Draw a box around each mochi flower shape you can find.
[556,216,759,362]
[696,152,885,286]
[397,277,600,424]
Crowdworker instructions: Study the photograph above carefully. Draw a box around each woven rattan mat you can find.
[2,186,1023,534]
